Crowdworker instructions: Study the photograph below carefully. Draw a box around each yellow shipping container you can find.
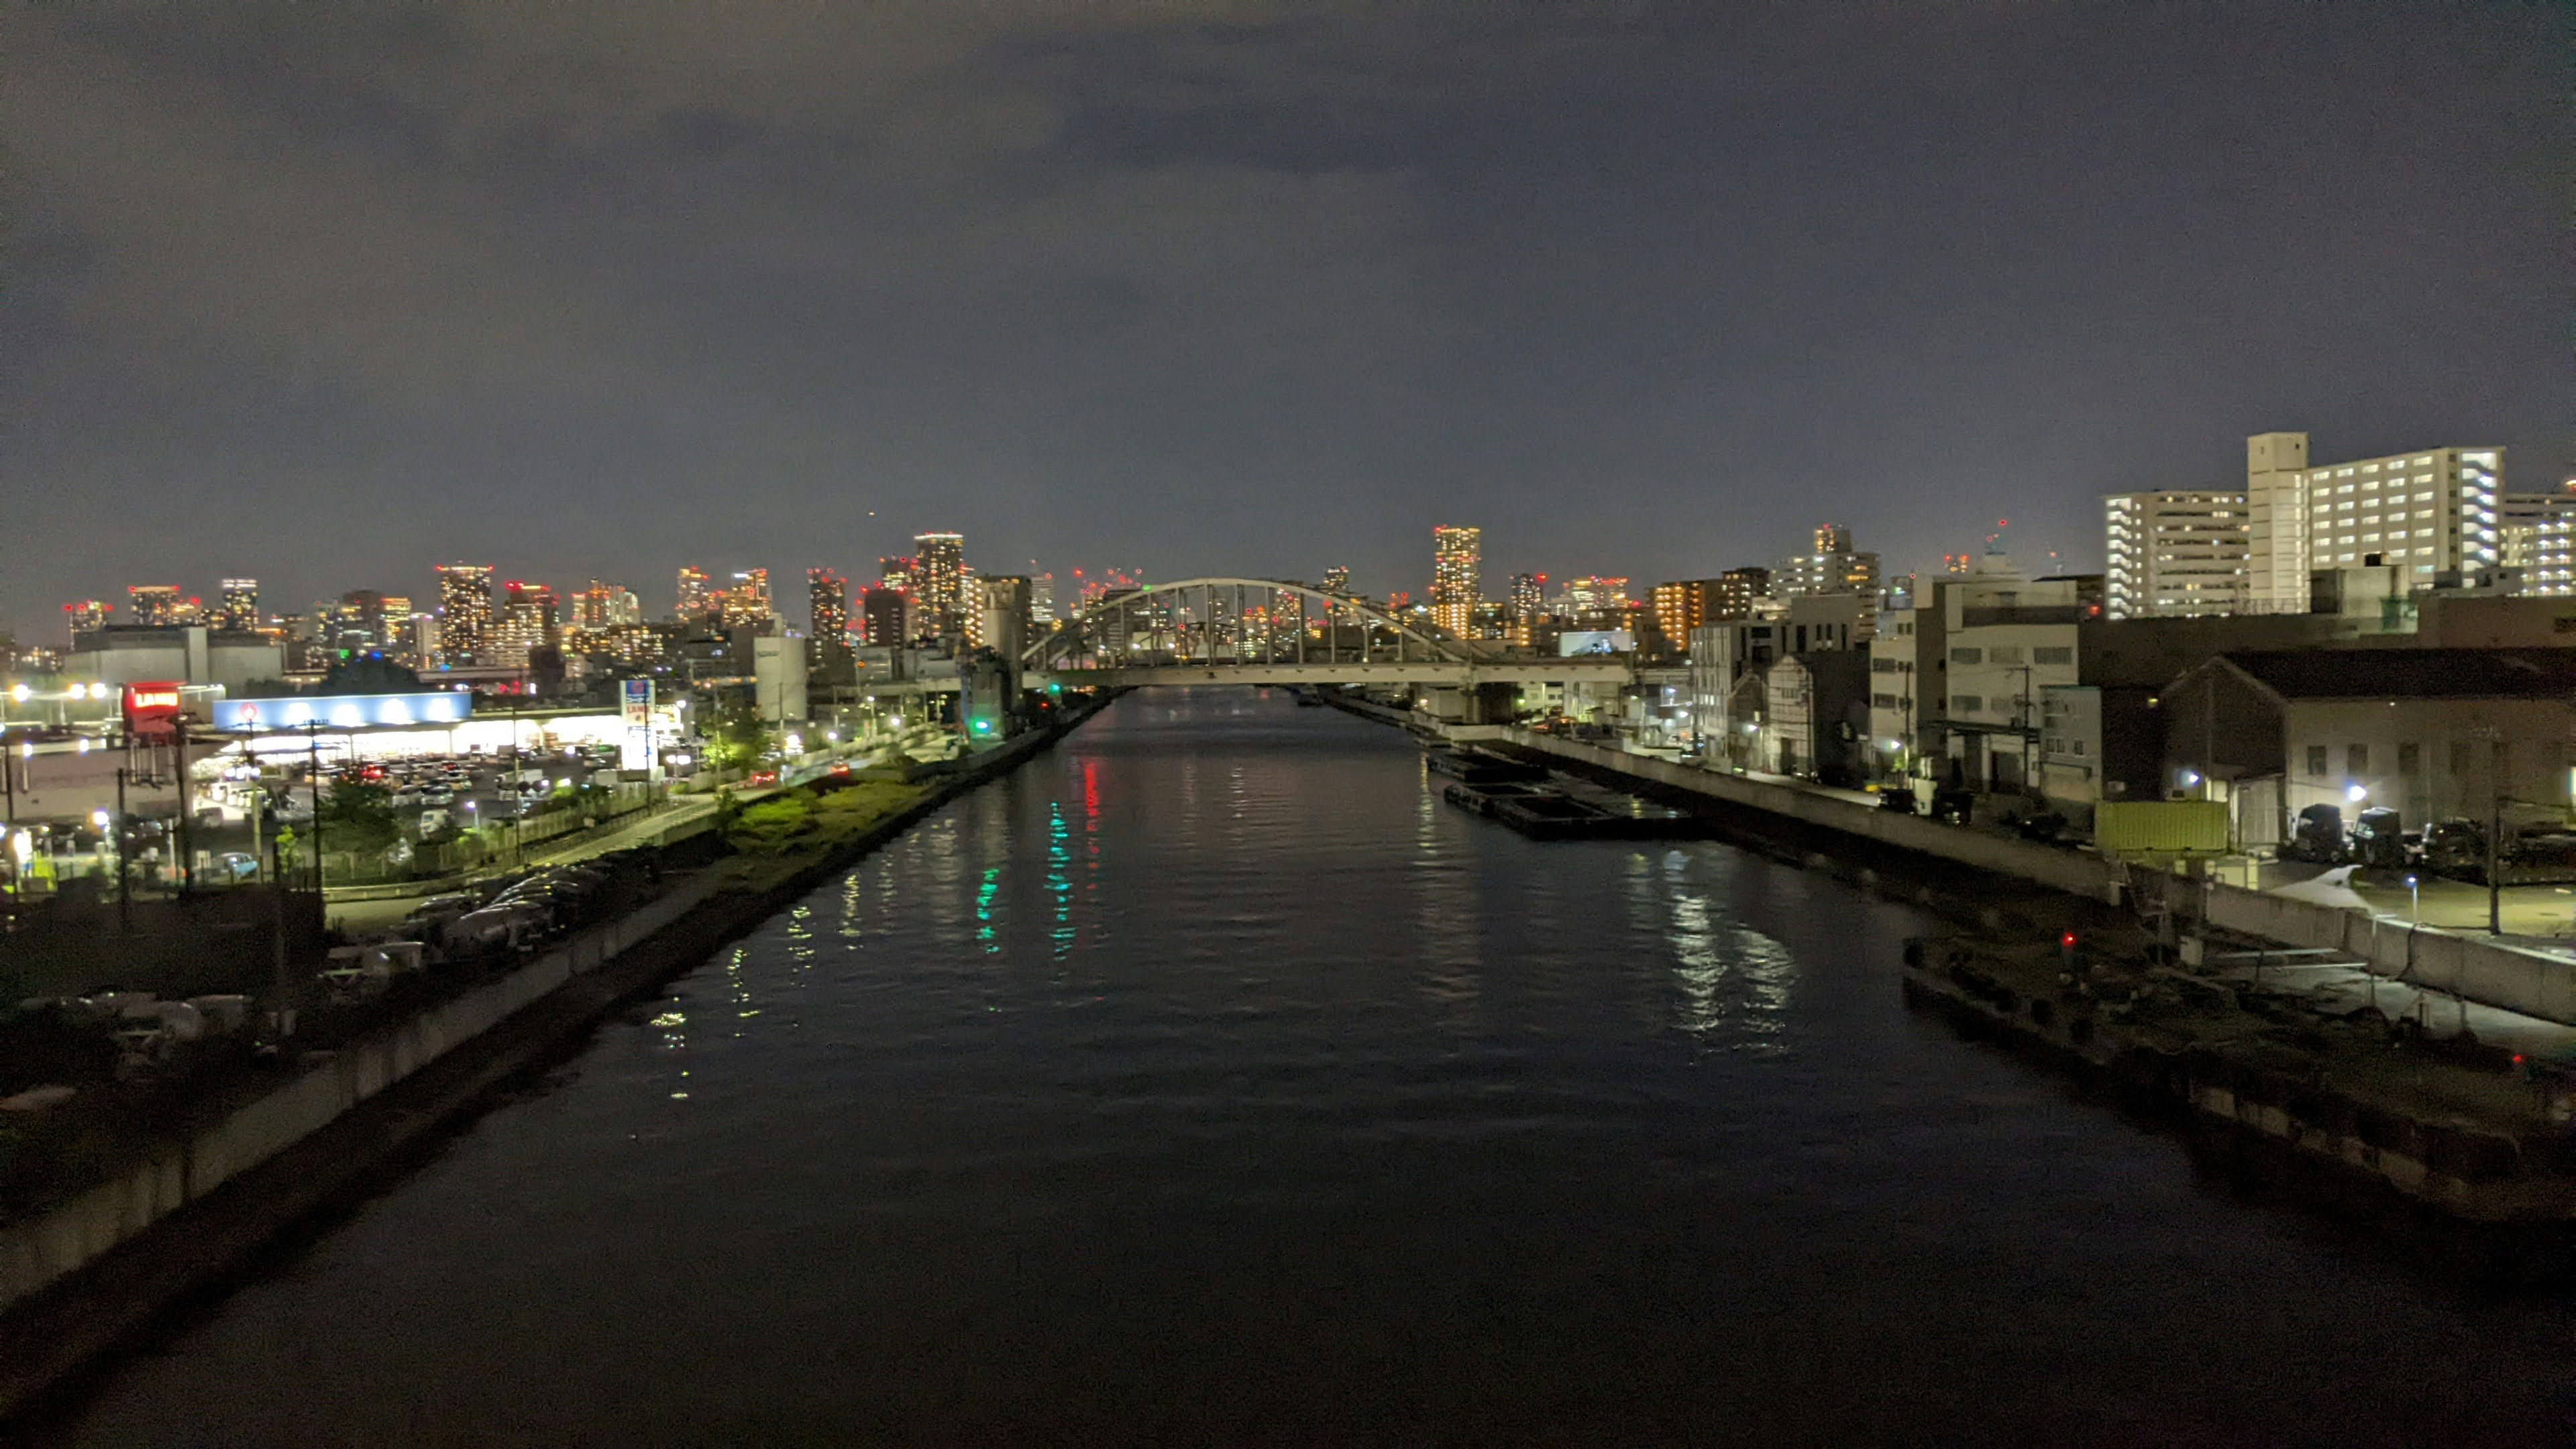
[2093,800,2231,856]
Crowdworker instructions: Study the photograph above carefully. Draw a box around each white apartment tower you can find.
[2237,433,2504,612]
[2242,431,2310,613]
[2102,491,2247,619]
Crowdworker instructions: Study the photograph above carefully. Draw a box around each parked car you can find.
[2416,818,2483,879]
[2349,807,2407,870]
[2282,803,2345,864]
[212,851,260,883]
[1874,787,1919,816]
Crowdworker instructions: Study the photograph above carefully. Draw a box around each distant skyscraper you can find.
[62,600,108,644]
[914,532,966,637]
[807,568,849,665]
[716,568,773,629]
[676,566,712,622]
[1030,572,1057,626]
[1321,566,1352,594]
[858,587,912,647]
[1430,526,1481,637]
[1560,576,1629,623]
[125,584,186,627]
[435,564,496,665]
[493,581,559,667]
[214,578,260,631]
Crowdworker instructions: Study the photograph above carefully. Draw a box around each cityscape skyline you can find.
[1,5,2563,641]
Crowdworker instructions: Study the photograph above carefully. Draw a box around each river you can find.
[60,689,2573,1444]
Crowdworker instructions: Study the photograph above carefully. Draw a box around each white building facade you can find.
[2103,490,2247,619]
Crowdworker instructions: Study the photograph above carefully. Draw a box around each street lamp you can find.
[2405,873,2419,926]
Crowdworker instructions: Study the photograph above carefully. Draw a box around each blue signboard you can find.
[209,692,474,733]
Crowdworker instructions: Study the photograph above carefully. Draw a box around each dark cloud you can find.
[0,2,2561,633]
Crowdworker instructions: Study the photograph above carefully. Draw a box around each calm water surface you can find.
[65,690,2574,1444]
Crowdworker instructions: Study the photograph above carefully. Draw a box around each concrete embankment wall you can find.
[1503,730,2126,904]
[2204,884,2576,1025]
[0,875,720,1316]
[0,696,1114,1355]
[1501,730,2576,1027]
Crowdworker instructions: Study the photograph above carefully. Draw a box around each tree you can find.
[316,781,401,853]
[706,697,773,780]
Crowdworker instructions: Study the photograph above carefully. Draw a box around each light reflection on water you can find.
[58,687,2576,1447]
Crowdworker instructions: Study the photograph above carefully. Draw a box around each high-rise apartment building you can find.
[126,584,187,627]
[1649,580,1725,652]
[2502,483,2576,597]
[2242,431,2310,614]
[2102,490,2249,619]
[915,533,966,637]
[807,568,849,663]
[435,564,496,665]
[1775,526,1880,637]
[718,568,773,629]
[1776,525,1880,602]
[492,582,559,667]
[1507,572,1547,642]
[859,586,912,647]
[1030,572,1057,626]
[676,566,713,621]
[214,578,260,631]
[1560,576,1630,621]
[1429,527,1481,637]
[1713,568,1769,621]
[2243,433,2503,612]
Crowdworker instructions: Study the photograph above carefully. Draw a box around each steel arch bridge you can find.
[1022,578,1633,688]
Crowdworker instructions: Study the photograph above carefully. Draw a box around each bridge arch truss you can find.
[1024,578,1474,674]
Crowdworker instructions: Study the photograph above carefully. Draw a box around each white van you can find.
[418,808,451,835]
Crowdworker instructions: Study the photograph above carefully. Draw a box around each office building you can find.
[2102,490,2248,619]
[2243,433,2504,612]
[434,564,496,665]
[1430,526,1481,637]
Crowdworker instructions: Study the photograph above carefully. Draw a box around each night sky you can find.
[1,4,2562,636]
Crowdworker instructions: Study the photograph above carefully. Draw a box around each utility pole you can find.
[307,720,324,892]
[113,765,130,934]
[2488,786,2503,936]
[174,723,193,894]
